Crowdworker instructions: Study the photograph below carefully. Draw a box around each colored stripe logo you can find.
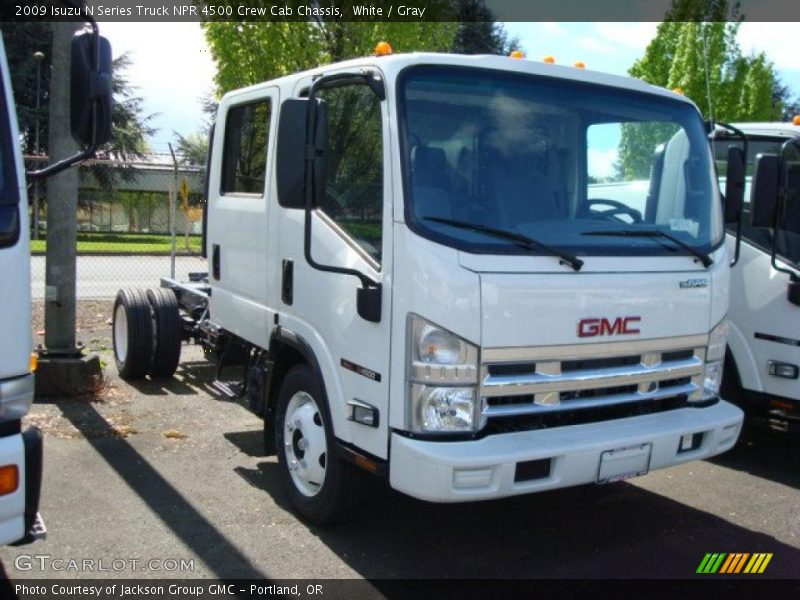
[697,553,773,574]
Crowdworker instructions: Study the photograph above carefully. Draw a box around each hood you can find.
[476,267,712,348]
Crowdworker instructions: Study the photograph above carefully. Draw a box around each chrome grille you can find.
[480,334,707,419]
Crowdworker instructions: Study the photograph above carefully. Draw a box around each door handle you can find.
[212,244,221,280]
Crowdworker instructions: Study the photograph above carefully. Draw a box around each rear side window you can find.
[221,99,271,195]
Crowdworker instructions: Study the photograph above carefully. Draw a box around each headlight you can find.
[407,315,479,433]
[701,319,728,399]
[411,385,476,432]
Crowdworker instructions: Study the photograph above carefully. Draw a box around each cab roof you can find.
[220,52,698,110]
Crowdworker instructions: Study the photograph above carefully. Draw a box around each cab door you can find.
[280,77,393,459]
[207,87,279,348]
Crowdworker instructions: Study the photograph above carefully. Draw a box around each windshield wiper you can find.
[582,229,713,268]
[424,216,583,271]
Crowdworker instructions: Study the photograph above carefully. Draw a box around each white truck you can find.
[113,50,744,523]
[712,121,800,431]
[0,21,111,543]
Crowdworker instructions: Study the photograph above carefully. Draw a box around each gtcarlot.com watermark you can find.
[14,553,195,573]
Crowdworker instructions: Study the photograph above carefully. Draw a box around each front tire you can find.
[274,364,353,524]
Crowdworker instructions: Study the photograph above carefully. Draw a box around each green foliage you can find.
[628,2,782,122]
[0,26,156,164]
[174,131,209,166]
[203,8,457,95]
[89,53,158,193]
[0,22,52,155]
[450,0,519,55]
[620,0,794,179]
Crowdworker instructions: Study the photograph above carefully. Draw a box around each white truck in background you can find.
[712,121,800,431]
[113,49,745,523]
[0,19,111,544]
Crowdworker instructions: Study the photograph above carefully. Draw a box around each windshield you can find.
[399,66,722,257]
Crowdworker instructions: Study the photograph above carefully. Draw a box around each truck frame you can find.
[113,50,745,523]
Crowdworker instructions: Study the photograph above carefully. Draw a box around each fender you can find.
[726,319,763,393]
[261,326,331,454]
[265,327,329,414]
[264,326,386,473]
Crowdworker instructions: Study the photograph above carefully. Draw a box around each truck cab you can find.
[0,36,43,545]
[713,121,800,430]
[119,51,744,523]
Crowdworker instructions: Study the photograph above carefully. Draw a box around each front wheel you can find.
[274,365,353,524]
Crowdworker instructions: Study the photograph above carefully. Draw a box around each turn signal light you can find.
[543,55,556,64]
[672,87,685,95]
[574,61,586,69]
[509,50,525,59]
[0,465,19,496]
[793,115,800,125]
[30,352,38,373]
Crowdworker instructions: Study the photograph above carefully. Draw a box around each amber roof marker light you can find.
[374,41,393,57]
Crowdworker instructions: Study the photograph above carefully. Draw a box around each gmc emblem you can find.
[578,316,641,338]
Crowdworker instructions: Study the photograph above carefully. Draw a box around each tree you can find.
[619,0,788,178]
[629,1,782,122]
[174,131,209,167]
[203,8,457,94]
[0,23,157,175]
[773,77,800,122]
[450,0,519,55]
[0,22,52,155]
[90,53,158,191]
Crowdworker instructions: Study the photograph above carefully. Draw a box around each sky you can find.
[96,22,800,155]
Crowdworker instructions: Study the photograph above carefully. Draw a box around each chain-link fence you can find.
[27,155,207,299]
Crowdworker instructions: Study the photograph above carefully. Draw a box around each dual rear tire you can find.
[113,287,181,380]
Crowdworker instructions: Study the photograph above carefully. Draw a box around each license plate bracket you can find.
[597,443,652,484]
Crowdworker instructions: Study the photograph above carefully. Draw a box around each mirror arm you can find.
[769,138,800,282]
[302,80,380,291]
[26,3,105,180]
[713,122,748,268]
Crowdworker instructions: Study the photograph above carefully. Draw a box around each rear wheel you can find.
[113,288,153,380]
[146,288,182,379]
[274,364,353,524]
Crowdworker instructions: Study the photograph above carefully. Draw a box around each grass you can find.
[31,232,202,255]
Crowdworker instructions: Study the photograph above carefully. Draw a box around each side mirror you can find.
[70,31,113,148]
[276,98,327,209]
[724,146,745,223]
[750,153,780,228]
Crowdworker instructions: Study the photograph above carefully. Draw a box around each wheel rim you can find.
[113,303,128,363]
[283,391,327,497]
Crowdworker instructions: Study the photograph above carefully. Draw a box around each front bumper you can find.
[389,399,743,502]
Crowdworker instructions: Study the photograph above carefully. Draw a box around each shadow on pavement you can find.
[123,361,216,397]
[234,458,800,580]
[709,421,800,490]
[224,430,265,458]
[57,400,268,580]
